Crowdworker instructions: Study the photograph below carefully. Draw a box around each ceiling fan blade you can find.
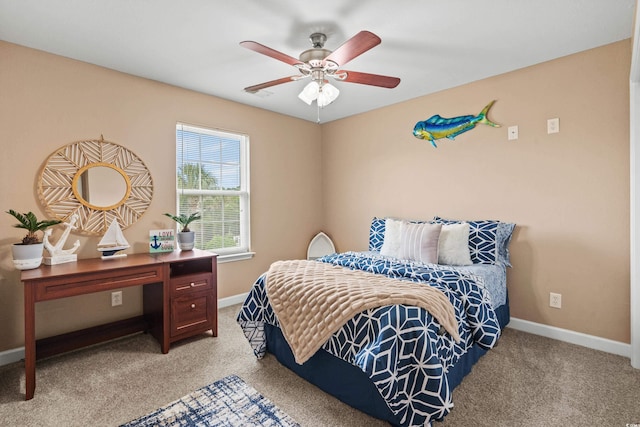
[240,41,302,66]
[324,31,381,67]
[244,76,300,93]
[339,70,401,88]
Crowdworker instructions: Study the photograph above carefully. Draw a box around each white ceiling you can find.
[0,0,636,123]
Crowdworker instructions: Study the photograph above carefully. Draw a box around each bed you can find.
[237,216,514,427]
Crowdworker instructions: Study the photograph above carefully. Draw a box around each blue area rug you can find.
[120,375,301,427]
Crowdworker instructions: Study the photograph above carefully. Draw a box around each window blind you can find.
[176,123,250,254]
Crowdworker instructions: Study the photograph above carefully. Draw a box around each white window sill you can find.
[217,252,255,263]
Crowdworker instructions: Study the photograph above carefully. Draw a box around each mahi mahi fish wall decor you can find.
[413,100,501,148]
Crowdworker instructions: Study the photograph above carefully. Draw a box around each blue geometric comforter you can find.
[237,251,501,427]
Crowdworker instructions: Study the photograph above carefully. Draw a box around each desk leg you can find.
[212,297,218,337]
[161,277,170,354]
[24,282,36,400]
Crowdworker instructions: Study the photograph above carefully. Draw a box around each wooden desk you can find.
[21,249,217,400]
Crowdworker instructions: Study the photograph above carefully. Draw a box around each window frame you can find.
[175,123,253,262]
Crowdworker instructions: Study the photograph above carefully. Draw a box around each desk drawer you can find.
[170,291,213,337]
[170,273,212,297]
[33,265,163,301]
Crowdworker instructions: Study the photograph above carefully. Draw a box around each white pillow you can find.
[438,223,473,266]
[399,222,442,264]
[380,218,404,257]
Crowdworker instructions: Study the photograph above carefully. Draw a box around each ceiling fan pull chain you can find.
[317,101,321,123]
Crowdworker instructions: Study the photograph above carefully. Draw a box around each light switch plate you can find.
[508,125,518,140]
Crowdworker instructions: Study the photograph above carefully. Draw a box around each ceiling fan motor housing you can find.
[299,32,338,72]
[299,48,332,64]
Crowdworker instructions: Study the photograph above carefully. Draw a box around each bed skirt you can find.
[265,301,510,426]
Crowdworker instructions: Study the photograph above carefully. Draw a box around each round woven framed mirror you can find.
[38,136,153,235]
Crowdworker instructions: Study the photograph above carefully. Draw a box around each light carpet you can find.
[0,305,638,426]
[120,374,300,427]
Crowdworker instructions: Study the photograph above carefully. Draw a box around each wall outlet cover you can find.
[550,292,562,309]
[547,118,560,134]
[111,291,123,307]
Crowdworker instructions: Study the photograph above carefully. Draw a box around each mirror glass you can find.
[75,165,129,209]
[38,137,153,235]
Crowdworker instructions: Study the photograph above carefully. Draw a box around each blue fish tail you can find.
[477,100,501,128]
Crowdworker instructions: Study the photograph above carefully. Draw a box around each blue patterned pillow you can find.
[369,217,386,251]
[432,216,515,266]
[495,222,515,267]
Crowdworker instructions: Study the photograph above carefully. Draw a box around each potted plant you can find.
[164,212,201,251]
[6,210,62,270]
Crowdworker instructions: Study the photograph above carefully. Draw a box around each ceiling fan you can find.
[240,31,401,107]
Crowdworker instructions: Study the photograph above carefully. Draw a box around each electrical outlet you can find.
[547,118,560,134]
[111,291,122,307]
[549,292,562,309]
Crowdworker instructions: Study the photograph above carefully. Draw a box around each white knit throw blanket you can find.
[265,260,460,364]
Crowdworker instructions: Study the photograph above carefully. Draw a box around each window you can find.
[175,123,251,260]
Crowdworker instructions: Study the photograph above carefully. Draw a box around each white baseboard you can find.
[1,302,628,368]
[217,298,632,359]
[218,293,248,308]
[0,347,24,367]
[0,293,250,368]
[508,317,631,358]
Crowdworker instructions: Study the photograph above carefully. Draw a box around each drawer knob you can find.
[190,282,195,287]
[191,303,196,309]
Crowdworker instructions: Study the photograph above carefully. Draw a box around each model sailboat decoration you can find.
[97,219,130,259]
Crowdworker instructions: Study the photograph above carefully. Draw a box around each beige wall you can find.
[322,40,631,343]
[0,41,323,350]
[0,39,631,353]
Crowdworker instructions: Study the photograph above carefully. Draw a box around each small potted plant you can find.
[164,212,201,251]
[6,210,62,270]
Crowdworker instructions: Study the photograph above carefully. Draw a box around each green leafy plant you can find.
[6,210,62,245]
[163,212,201,232]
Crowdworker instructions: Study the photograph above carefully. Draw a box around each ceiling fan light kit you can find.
[241,30,400,108]
[298,81,340,107]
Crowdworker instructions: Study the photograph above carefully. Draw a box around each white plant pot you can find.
[177,231,195,251]
[11,243,44,270]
